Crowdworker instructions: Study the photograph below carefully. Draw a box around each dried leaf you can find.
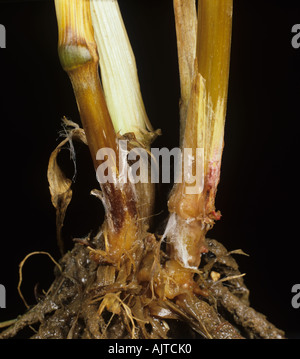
[47,119,87,254]
[173,0,197,143]
[91,0,154,141]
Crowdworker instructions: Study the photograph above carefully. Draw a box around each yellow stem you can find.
[54,0,140,263]
[167,0,233,270]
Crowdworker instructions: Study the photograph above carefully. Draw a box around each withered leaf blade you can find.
[47,119,87,255]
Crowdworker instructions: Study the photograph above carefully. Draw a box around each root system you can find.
[0,235,285,339]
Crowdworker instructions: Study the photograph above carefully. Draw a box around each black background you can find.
[0,0,299,339]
